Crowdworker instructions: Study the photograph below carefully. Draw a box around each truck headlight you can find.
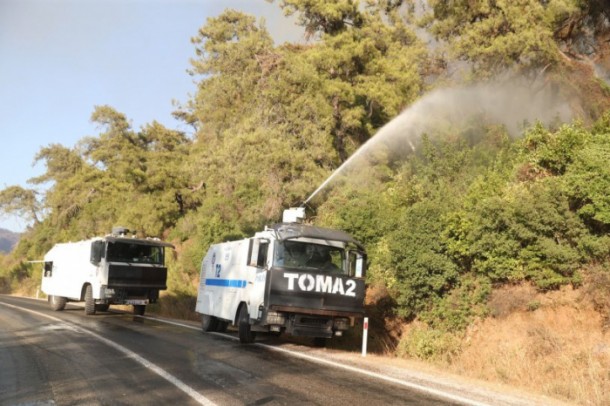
[266,311,286,325]
[101,286,115,298]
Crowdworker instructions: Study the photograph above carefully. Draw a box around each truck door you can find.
[196,246,216,316]
[41,261,54,293]
[247,238,269,316]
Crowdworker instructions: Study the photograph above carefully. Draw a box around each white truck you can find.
[195,208,367,344]
[41,227,173,316]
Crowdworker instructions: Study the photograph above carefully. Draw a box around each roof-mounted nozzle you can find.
[282,207,306,224]
[111,227,130,237]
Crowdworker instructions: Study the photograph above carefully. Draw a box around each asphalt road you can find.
[0,295,461,406]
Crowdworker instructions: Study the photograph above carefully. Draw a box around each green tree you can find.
[277,0,427,160]
[180,4,427,238]
[420,0,579,77]
[0,186,41,225]
[187,9,274,136]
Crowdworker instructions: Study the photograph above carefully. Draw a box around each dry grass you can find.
[9,275,41,297]
[146,291,200,321]
[362,283,403,354]
[487,283,539,318]
[449,285,610,405]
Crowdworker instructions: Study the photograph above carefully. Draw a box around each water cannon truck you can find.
[195,208,367,344]
[41,227,173,316]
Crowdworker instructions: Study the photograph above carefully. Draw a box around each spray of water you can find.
[304,81,572,205]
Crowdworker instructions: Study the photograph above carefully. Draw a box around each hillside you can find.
[0,228,19,253]
[1,1,610,404]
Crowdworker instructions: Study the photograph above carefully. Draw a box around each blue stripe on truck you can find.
[205,278,247,288]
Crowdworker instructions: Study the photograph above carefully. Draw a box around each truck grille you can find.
[107,264,167,289]
[299,317,331,326]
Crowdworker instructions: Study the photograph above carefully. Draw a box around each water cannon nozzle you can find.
[282,207,306,223]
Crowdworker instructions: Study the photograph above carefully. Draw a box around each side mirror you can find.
[349,251,367,278]
[90,241,104,264]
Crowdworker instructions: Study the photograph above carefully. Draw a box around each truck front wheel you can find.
[84,285,96,315]
[133,305,145,316]
[238,305,256,344]
[48,295,67,311]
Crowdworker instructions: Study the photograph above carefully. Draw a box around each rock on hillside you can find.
[0,228,20,253]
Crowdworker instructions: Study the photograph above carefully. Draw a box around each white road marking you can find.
[0,301,216,406]
[256,343,490,406]
[39,323,83,333]
[137,314,202,331]
[137,315,490,406]
[4,298,491,406]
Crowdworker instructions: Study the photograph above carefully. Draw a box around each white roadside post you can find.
[361,317,369,357]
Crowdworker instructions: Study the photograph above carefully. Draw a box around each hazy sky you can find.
[0,0,303,232]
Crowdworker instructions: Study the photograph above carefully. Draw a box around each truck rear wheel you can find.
[48,295,67,311]
[201,314,218,332]
[238,305,256,344]
[133,305,146,316]
[84,285,96,315]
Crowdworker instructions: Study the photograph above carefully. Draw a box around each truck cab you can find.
[196,210,366,344]
[42,228,173,316]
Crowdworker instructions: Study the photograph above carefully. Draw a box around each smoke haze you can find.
[305,80,573,204]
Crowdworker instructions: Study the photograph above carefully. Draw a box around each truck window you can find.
[106,242,165,265]
[274,241,346,275]
[90,240,104,264]
[257,242,269,268]
[43,261,53,277]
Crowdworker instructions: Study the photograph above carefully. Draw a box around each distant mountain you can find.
[0,228,20,253]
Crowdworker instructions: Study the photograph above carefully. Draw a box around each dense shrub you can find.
[397,324,462,362]
[318,115,610,332]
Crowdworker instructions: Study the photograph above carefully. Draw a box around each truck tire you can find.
[95,303,110,312]
[238,305,256,344]
[84,285,96,315]
[201,314,218,332]
[133,305,146,316]
[48,295,67,311]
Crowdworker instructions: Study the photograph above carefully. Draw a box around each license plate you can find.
[124,299,148,305]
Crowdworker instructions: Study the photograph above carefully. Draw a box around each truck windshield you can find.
[273,240,346,275]
[106,242,164,265]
